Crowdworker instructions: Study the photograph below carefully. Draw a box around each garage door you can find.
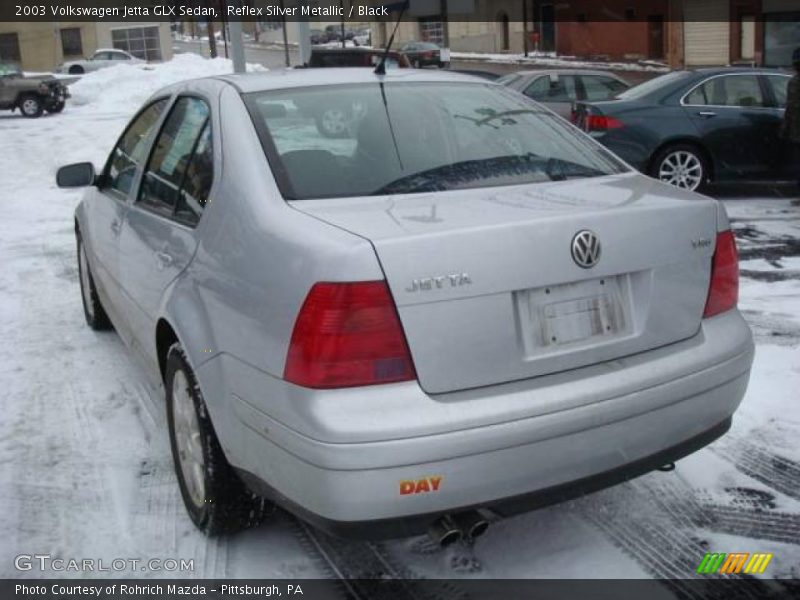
[684,0,730,66]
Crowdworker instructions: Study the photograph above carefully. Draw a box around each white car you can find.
[56,49,144,75]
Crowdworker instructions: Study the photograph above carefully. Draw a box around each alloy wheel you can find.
[321,108,347,136]
[658,150,703,191]
[172,370,206,508]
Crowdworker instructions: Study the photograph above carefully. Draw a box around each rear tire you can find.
[650,143,709,192]
[77,234,112,331]
[166,344,272,535]
[19,94,43,118]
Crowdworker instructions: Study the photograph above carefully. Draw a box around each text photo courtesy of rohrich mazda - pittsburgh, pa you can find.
[2,1,800,599]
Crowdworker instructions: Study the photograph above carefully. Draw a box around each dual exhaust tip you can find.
[428,511,489,548]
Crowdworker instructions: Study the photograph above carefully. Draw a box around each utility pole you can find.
[522,0,529,57]
[281,0,290,67]
[229,0,246,72]
[340,0,346,48]
[440,0,449,48]
[204,0,217,57]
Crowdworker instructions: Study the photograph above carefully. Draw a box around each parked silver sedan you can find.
[57,68,753,542]
[499,69,630,119]
[56,48,143,75]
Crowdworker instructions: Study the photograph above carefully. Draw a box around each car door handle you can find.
[697,111,717,118]
[110,219,121,235]
[154,251,173,269]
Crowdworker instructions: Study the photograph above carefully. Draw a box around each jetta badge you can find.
[571,230,601,268]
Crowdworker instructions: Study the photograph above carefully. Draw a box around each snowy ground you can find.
[1,56,799,589]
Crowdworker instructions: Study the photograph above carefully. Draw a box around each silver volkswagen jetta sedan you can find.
[57,68,754,542]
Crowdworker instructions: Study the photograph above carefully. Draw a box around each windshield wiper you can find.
[372,154,549,195]
[372,155,608,195]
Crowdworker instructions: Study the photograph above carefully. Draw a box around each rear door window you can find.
[764,74,789,108]
[523,75,577,102]
[684,75,766,107]
[580,75,629,101]
[138,96,211,224]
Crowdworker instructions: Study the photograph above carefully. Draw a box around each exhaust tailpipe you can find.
[428,515,462,548]
[451,511,489,541]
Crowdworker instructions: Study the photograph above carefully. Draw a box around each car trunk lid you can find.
[289,173,718,394]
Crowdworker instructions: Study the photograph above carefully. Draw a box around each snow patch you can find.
[68,53,267,113]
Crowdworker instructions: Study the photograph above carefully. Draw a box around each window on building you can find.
[418,18,444,45]
[111,26,162,61]
[60,28,83,58]
[764,14,800,67]
[0,33,21,63]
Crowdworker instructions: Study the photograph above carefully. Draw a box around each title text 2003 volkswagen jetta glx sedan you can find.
[57,68,753,543]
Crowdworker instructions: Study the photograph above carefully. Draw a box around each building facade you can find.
[0,22,172,72]
[368,0,799,68]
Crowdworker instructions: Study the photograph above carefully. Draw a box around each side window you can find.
[106,98,168,196]
[581,75,628,101]
[138,97,211,224]
[93,51,111,61]
[524,75,577,102]
[175,123,213,225]
[686,75,765,107]
[766,75,789,108]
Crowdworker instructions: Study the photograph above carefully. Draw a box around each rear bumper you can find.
[238,417,731,540]
[215,310,753,538]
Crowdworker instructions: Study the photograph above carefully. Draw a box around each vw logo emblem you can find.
[571,230,601,268]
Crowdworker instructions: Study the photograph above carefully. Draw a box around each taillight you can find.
[284,281,416,389]
[703,230,739,318]
[585,114,624,131]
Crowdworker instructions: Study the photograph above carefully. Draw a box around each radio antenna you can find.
[374,0,410,75]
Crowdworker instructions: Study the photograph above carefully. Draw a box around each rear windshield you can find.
[245,82,627,200]
[616,71,692,100]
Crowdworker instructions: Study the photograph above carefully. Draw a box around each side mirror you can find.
[57,162,96,188]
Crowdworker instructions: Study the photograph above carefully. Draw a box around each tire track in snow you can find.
[582,477,779,600]
[290,519,467,600]
[712,439,800,504]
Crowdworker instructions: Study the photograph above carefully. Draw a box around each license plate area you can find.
[515,275,634,357]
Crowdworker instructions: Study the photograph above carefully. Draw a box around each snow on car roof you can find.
[216,67,493,94]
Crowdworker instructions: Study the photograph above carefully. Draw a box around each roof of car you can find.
[690,66,789,75]
[310,47,386,54]
[216,67,493,93]
[512,69,628,78]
